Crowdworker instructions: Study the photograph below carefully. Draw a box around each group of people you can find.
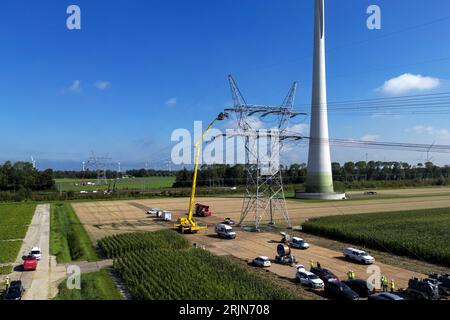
[308,262,397,294]
[380,275,396,293]
[347,270,395,293]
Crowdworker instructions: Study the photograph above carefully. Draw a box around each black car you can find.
[4,280,24,301]
[342,279,373,298]
[324,280,359,301]
[310,267,339,282]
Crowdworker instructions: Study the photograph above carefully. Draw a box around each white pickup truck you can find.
[343,247,375,264]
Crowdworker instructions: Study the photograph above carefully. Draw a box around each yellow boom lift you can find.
[175,112,228,233]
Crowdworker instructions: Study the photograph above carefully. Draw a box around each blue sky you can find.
[1,0,450,169]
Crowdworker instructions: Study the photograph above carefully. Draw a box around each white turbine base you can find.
[295,191,346,201]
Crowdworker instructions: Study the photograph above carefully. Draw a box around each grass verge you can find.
[0,241,22,264]
[0,203,36,265]
[0,265,12,276]
[54,269,123,300]
[50,203,98,263]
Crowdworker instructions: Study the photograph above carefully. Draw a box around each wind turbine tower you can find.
[296,0,345,200]
[31,156,36,169]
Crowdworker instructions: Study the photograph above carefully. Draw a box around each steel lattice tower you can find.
[225,75,304,230]
[85,152,113,185]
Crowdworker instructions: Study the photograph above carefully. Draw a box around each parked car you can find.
[342,279,374,298]
[368,292,404,301]
[343,247,375,264]
[30,247,42,260]
[23,255,37,271]
[310,266,339,282]
[296,267,324,289]
[4,281,25,300]
[215,224,236,239]
[146,208,162,215]
[251,256,271,268]
[324,280,359,301]
[222,218,236,225]
[289,237,310,250]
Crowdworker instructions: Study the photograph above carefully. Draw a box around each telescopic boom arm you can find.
[186,112,228,223]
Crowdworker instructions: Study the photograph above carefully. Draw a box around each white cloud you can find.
[287,123,309,136]
[406,125,450,143]
[225,116,264,130]
[360,134,380,142]
[94,81,111,90]
[379,73,440,95]
[165,97,177,107]
[66,80,82,93]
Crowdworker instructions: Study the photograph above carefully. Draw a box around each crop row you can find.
[99,231,296,300]
[98,229,190,258]
[113,247,296,300]
[302,207,450,267]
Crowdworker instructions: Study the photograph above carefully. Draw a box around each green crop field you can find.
[55,176,175,192]
[99,230,298,300]
[98,231,190,258]
[302,207,450,267]
[0,204,36,264]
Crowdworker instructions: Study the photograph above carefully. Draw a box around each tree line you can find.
[173,161,450,187]
[53,169,174,179]
[0,161,55,193]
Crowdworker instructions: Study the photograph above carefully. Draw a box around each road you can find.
[8,204,65,300]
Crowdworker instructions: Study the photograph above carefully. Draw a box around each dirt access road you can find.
[187,226,425,290]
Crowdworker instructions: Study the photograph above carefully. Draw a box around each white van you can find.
[161,211,172,221]
[215,224,236,239]
[343,247,375,264]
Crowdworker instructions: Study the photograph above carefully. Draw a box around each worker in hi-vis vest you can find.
[381,276,388,292]
[309,260,315,269]
[390,279,396,293]
[347,270,355,280]
[5,276,10,290]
